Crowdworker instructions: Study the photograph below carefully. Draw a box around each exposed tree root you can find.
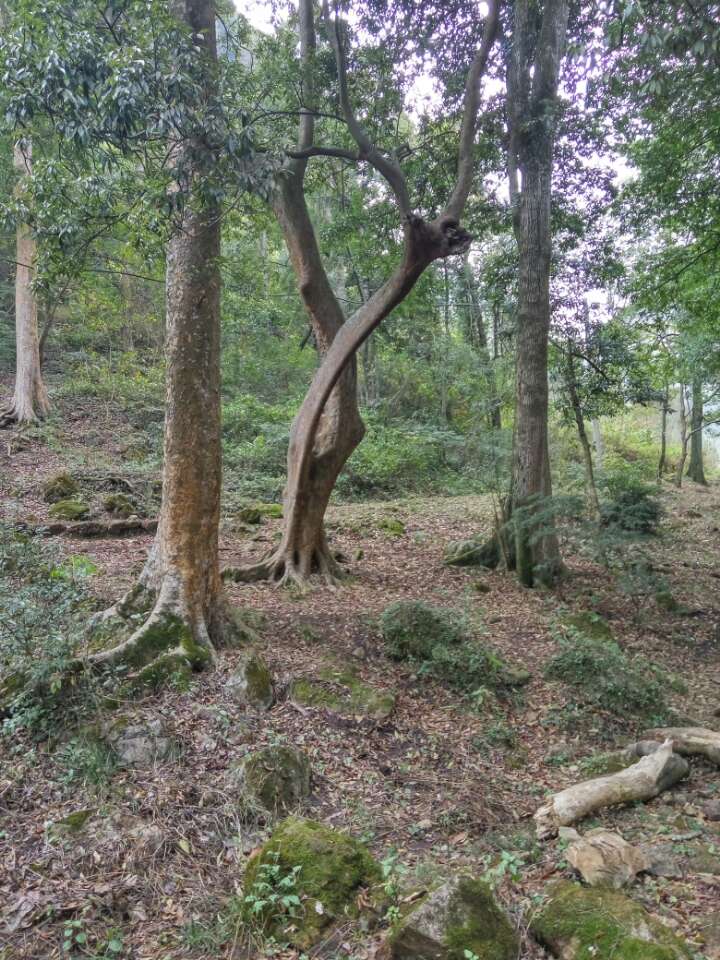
[223,540,345,588]
[35,518,158,538]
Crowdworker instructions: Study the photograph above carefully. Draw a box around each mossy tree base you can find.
[84,576,257,697]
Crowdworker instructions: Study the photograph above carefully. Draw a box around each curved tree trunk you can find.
[506,0,569,588]
[1,142,50,427]
[86,0,245,686]
[565,355,600,519]
[686,376,707,485]
[226,177,364,587]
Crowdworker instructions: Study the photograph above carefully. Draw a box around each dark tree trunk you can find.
[564,353,600,518]
[657,383,669,481]
[675,384,688,489]
[506,0,569,587]
[86,0,244,683]
[686,376,707,485]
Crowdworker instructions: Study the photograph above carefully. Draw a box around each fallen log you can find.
[534,741,688,839]
[37,518,158,538]
[642,726,720,766]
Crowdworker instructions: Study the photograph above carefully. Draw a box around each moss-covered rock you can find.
[562,611,614,643]
[384,875,518,960]
[103,492,139,518]
[379,517,406,536]
[289,665,395,719]
[43,472,78,503]
[530,881,692,959]
[229,746,311,818]
[238,502,283,524]
[226,651,274,710]
[444,538,499,569]
[242,817,380,948]
[48,499,90,521]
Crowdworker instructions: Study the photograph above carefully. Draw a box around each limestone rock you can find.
[226,651,274,710]
[229,745,311,818]
[531,882,692,959]
[242,817,380,948]
[565,829,649,888]
[103,715,174,766]
[703,799,720,821]
[382,875,518,960]
[639,842,685,879]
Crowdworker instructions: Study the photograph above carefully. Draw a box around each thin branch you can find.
[443,0,501,220]
[323,0,412,218]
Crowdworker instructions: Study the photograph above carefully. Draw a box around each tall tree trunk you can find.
[506,0,569,587]
[86,0,244,682]
[675,384,688,489]
[686,376,707,485]
[1,142,50,426]
[657,384,669,481]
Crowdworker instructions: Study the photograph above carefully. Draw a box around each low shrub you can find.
[599,467,662,535]
[380,601,529,694]
[544,625,678,721]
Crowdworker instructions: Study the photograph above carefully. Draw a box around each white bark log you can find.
[642,727,720,766]
[534,741,689,839]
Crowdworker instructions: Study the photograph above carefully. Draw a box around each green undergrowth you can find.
[545,615,686,722]
[380,601,530,696]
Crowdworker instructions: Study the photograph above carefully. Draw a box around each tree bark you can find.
[1,142,51,426]
[85,0,246,685]
[674,384,688,488]
[506,0,569,587]
[591,417,604,471]
[686,376,707,484]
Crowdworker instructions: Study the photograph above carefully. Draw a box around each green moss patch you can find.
[48,499,90,521]
[561,611,615,643]
[237,502,283,524]
[444,538,500,569]
[43,472,79,503]
[289,664,396,719]
[242,817,380,948]
[531,882,692,960]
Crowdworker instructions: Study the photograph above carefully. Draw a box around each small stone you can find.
[226,651,274,710]
[558,826,580,842]
[228,745,311,818]
[417,819,433,831]
[43,472,78,503]
[566,829,648,888]
[703,799,720,822]
[640,842,685,879]
[473,580,491,594]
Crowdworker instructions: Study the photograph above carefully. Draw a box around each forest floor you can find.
[1,393,720,960]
